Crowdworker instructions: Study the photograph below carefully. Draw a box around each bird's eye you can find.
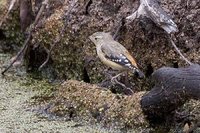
[94,37,98,40]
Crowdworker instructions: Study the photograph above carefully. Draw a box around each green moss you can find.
[31,9,86,80]
[1,9,24,48]
[19,77,58,104]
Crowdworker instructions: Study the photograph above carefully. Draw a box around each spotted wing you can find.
[101,43,138,70]
[101,43,145,78]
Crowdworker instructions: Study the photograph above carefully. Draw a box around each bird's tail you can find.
[134,69,145,79]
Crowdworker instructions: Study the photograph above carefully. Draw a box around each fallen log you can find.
[141,64,200,124]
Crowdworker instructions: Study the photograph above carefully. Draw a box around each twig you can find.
[38,0,78,70]
[0,0,17,27]
[1,34,31,75]
[1,0,49,75]
[167,34,192,65]
[112,18,124,40]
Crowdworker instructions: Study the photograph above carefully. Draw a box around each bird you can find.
[126,0,178,34]
[89,32,144,88]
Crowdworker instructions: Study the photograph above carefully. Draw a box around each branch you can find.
[167,35,192,65]
[112,18,126,40]
[1,0,49,75]
[126,0,178,34]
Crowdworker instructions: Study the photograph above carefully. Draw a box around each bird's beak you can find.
[89,35,93,41]
[89,35,95,43]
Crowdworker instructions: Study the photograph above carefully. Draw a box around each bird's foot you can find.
[111,74,134,95]
[98,79,112,88]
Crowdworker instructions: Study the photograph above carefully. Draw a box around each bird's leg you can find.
[111,72,123,83]
[98,68,115,88]
[111,72,134,94]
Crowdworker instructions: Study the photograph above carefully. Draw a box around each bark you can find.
[141,64,200,124]
[20,0,33,32]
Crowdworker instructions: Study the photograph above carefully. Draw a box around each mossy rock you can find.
[0,1,24,52]
[30,0,199,84]
[44,80,149,130]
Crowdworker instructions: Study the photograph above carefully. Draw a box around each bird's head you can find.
[89,32,112,45]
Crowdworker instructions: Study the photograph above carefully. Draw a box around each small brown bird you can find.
[89,32,144,86]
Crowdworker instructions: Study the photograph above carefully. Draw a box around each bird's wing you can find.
[101,41,145,78]
[101,42,138,69]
